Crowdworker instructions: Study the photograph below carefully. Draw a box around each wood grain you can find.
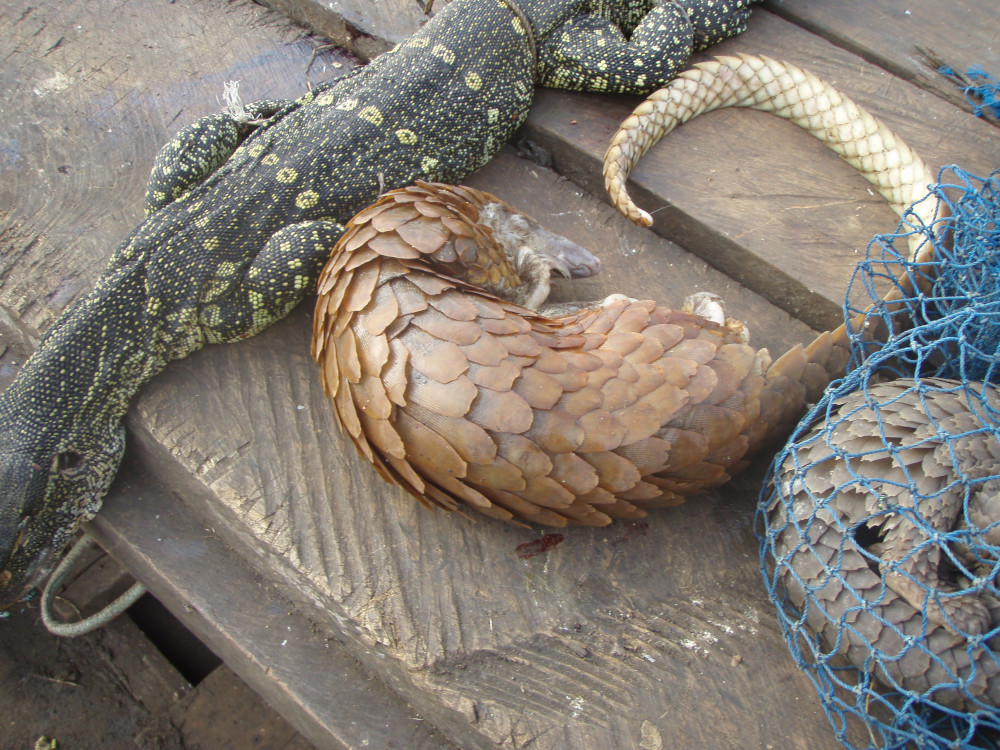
[0,0,356,333]
[124,150,846,748]
[257,0,410,59]
[87,452,458,750]
[4,0,988,746]
[764,0,1000,120]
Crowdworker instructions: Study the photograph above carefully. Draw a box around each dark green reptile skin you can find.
[0,0,755,606]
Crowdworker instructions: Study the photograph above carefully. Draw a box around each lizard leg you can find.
[201,220,345,344]
[590,0,655,36]
[672,0,755,52]
[143,98,290,215]
[538,0,751,94]
[877,517,992,635]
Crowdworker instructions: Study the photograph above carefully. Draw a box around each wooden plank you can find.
[0,0,358,335]
[45,537,138,623]
[256,0,410,59]
[764,0,1000,120]
[0,589,189,749]
[1,1,437,747]
[87,452,458,750]
[170,665,318,750]
[521,9,1000,331]
[5,0,960,747]
[88,616,192,722]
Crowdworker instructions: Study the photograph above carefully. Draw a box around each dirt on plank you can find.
[0,600,186,749]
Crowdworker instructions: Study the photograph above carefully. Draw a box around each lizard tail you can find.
[603,53,940,261]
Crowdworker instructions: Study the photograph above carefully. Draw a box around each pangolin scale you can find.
[0,0,757,607]
[772,379,1000,710]
[313,181,849,525]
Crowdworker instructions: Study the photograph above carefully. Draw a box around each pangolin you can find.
[312,55,938,526]
[311,178,850,525]
[770,378,1000,710]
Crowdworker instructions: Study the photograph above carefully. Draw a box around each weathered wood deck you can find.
[1,0,997,747]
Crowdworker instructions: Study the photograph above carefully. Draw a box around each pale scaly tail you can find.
[604,53,939,248]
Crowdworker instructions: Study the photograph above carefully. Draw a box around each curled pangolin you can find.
[312,179,850,525]
[772,379,1000,709]
[312,54,939,526]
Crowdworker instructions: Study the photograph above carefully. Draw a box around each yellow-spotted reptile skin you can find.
[312,181,852,526]
[0,0,759,607]
[772,380,1000,710]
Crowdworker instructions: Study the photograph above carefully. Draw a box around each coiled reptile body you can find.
[772,380,1000,709]
[310,55,943,525]
[0,0,757,607]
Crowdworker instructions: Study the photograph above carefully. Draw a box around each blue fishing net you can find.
[759,165,1000,750]
[846,167,1000,383]
[939,65,1000,121]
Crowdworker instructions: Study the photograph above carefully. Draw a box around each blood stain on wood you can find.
[515,533,564,559]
